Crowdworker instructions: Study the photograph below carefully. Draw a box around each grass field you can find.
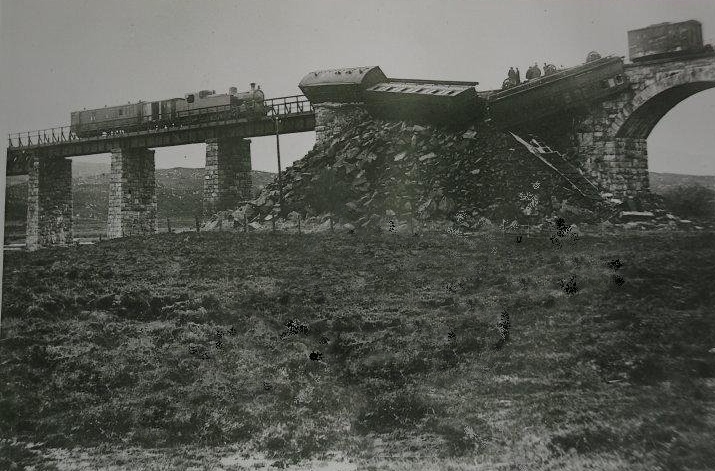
[3,218,199,245]
[1,228,714,470]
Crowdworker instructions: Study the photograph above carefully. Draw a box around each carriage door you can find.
[143,102,153,122]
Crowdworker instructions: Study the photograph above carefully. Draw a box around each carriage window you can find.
[187,94,195,103]
[119,108,123,116]
[91,112,95,121]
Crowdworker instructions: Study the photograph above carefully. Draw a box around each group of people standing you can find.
[502,62,559,89]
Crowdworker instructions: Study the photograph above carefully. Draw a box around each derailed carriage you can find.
[299,60,628,129]
[364,79,480,124]
[70,84,267,137]
[486,56,629,128]
[299,66,481,125]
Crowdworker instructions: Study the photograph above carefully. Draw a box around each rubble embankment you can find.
[204,112,708,233]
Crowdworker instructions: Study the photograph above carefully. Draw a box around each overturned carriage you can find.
[299,66,482,125]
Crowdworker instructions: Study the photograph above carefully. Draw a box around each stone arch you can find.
[611,65,715,139]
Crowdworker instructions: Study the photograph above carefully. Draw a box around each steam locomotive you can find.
[70,83,267,137]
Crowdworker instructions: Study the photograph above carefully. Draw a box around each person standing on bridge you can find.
[525,62,542,80]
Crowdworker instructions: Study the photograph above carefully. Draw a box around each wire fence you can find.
[5,212,624,252]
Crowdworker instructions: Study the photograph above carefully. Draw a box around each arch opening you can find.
[616,81,715,139]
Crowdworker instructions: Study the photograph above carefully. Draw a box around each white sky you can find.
[1,0,714,174]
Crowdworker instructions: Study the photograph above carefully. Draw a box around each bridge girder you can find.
[6,113,315,176]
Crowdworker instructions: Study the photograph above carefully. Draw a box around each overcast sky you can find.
[1,0,714,176]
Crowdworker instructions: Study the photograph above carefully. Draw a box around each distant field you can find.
[649,172,715,192]
[1,229,714,470]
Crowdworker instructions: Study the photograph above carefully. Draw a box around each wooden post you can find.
[297,214,301,234]
[195,216,200,233]
[272,217,276,233]
[275,117,283,207]
[244,212,248,234]
[166,217,172,233]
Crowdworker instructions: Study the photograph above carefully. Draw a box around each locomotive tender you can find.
[70,83,267,137]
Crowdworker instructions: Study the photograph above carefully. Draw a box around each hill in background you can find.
[648,172,715,192]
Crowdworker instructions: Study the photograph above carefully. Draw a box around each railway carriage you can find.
[487,56,629,128]
[628,20,713,63]
[364,79,480,124]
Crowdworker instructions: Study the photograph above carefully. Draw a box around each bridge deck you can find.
[6,95,315,175]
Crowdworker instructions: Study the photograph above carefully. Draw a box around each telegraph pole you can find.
[274,115,283,207]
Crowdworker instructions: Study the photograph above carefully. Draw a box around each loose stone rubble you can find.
[203,112,709,233]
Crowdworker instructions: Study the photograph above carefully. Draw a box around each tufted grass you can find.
[1,229,714,469]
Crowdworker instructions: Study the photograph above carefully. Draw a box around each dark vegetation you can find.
[1,229,714,468]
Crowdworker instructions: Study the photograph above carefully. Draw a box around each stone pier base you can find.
[26,154,73,251]
[313,102,369,146]
[107,147,157,239]
[203,138,252,218]
[577,131,649,199]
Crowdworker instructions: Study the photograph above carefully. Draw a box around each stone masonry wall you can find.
[575,96,641,198]
[107,147,157,238]
[313,103,370,146]
[573,56,715,199]
[26,154,73,251]
[203,138,252,218]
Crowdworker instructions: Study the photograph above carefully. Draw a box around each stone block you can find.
[107,147,157,239]
[26,154,73,251]
[203,137,252,218]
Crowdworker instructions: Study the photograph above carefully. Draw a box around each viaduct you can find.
[5,53,715,250]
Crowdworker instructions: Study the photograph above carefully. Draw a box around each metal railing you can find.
[264,95,313,117]
[7,95,314,149]
[8,126,78,148]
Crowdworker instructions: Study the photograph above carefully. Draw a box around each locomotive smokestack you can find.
[250,82,256,90]
[229,86,237,95]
